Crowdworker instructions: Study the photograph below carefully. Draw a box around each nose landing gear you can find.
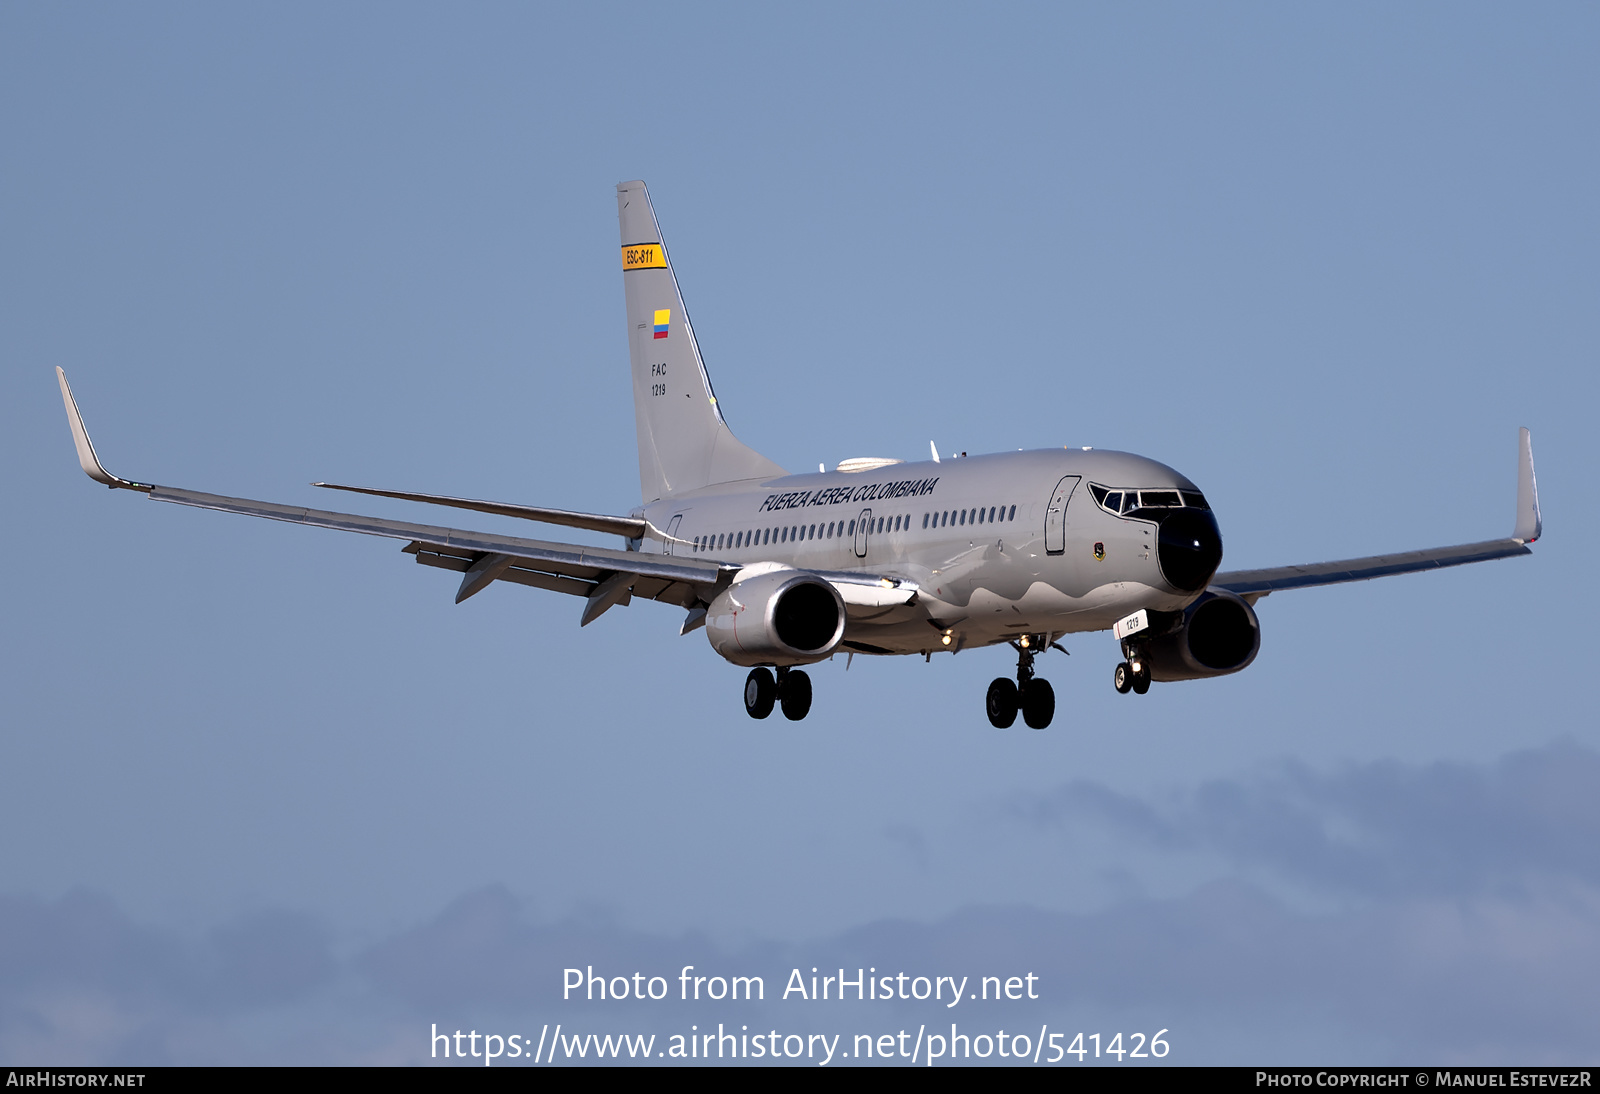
[1113,643,1152,695]
[987,636,1058,729]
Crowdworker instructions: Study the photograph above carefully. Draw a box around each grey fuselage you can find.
[635,447,1221,656]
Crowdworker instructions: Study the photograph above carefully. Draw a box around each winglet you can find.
[1514,426,1541,544]
[56,368,152,491]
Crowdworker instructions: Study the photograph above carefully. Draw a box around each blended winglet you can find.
[55,368,151,492]
[1514,426,1541,544]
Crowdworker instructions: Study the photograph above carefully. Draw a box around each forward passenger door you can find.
[1044,476,1080,555]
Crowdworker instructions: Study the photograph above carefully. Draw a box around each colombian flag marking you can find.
[653,309,671,339]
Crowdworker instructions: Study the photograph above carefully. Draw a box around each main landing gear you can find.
[986,637,1056,730]
[744,667,812,721]
[1113,644,1152,695]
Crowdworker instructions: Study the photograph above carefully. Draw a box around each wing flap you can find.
[404,542,703,608]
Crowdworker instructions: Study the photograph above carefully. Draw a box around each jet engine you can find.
[705,570,846,667]
[1143,589,1261,681]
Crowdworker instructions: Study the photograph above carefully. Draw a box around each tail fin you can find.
[617,181,785,502]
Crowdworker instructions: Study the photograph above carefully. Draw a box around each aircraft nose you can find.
[1156,508,1223,593]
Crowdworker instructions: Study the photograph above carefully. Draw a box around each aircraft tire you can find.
[1021,678,1055,730]
[744,668,776,719]
[779,669,812,721]
[986,678,1019,728]
[1131,668,1151,695]
[1114,662,1134,694]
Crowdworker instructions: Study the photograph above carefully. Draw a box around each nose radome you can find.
[1156,509,1223,593]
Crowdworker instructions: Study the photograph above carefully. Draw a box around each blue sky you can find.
[2,2,1597,1065]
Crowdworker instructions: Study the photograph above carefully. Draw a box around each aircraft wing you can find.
[57,369,726,619]
[149,485,724,606]
[1212,428,1541,600]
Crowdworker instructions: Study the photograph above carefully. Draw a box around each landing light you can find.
[941,634,952,646]
[1019,635,1030,649]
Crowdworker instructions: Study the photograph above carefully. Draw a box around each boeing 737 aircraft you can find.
[57,180,1542,729]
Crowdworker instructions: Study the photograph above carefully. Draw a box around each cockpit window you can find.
[1088,483,1210,517]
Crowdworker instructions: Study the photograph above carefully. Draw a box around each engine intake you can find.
[706,570,846,667]
[1143,589,1260,681]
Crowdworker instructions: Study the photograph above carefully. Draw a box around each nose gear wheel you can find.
[1114,652,1151,696]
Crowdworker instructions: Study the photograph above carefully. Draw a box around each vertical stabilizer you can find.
[617,181,786,502]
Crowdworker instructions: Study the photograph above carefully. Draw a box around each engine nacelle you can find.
[1144,589,1261,682]
[705,570,846,667]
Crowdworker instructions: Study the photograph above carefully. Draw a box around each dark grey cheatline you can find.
[55,180,1543,730]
